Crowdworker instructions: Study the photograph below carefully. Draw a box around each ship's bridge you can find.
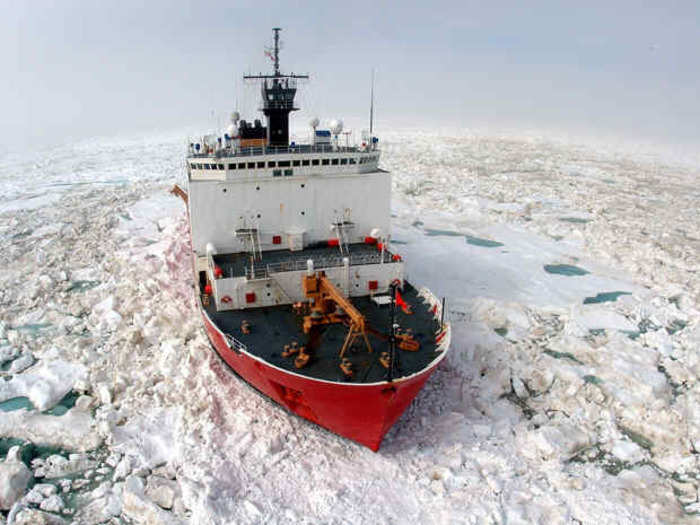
[188,145,380,181]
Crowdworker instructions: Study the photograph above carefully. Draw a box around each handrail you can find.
[189,144,380,160]
[224,333,247,354]
[244,252,393,280]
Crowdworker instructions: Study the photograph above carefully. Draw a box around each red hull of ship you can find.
[201,307,447,451]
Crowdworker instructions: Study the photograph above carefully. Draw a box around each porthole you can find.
[300,211,305,216]
[300,184,305,188]
[222,188,227,193]
[257,213,261,218]
[256,186,260,191]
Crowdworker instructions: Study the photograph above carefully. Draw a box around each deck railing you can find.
[224,333,247,354]
[190,144,378,159]
[244,251,393,280]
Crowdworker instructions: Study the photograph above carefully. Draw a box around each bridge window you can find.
[349,158,356,164]
[228,163,235,170]
[340,158,348,165]
[278,160,291,167]
[331,158,339,165]
[322,159,329,166]
[204,164,211,170]
[312,159,319,166]
[273,169,282,177]
[293,160,300,167]
[257,162,265,168]
[238,163,246,169]
[302,159,310,166]
[268,161,276,168]
[218,164,224,170]
[284,169,293,176]
[248,162,255,169]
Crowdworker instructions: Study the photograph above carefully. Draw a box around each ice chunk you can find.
[0,446,32,510]
[0,409,102,452]
[39,494,65,513]
[610,439,645,463]
[146,475,178,510]
[122,474,184,525]
[0,359,87,411]
[8,352,35,374]
[12,508,68,525]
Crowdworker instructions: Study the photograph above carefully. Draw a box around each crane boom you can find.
[302,272,373,357]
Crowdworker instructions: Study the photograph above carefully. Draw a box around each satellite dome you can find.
[310,117,320,129]
[226,123,237,137]
[329,119,343,135]
[231,111,240,123]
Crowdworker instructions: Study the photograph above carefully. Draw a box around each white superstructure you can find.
[186,29,402,312]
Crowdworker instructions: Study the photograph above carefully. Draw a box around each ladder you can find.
[332,219,354,256]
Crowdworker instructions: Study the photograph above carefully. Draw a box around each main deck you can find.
[204,282,444,384]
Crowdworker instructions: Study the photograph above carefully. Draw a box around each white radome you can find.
[329,119,343,135]
[310,117,320,129]
[203,134,218,147]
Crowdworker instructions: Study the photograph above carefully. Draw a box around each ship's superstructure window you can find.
[349,158,356,164]
[331,159,339,165]
[293,160,300,167]
[268,161,276,168]
[273,169,282,177]
[322,159,329,166]
[284,169,293,176]
[312,159,319,166]
[302,160,310,166]
[278,160,291,167]
[238,163,246,169]
[340,158,348,165]
[204,164,211,170]
[218,164,224,170]
[248,162,255,169]
[228,163,235,170]
[257,162,265,168]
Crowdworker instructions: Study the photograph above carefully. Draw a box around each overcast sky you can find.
[2,1,699,149]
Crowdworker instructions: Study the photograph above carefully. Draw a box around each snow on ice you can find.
[0,130,698,524]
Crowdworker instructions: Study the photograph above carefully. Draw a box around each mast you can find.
[243,28,309,147]
[369,68,375,136]
[272,27,281,76]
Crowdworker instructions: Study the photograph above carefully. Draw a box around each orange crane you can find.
[302,272,373,358]
[169,184,188,204]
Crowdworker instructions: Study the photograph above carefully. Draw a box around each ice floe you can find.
[0,129,698,523]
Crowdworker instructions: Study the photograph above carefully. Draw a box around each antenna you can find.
[369,68,375,136]
[272,27,281,76]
